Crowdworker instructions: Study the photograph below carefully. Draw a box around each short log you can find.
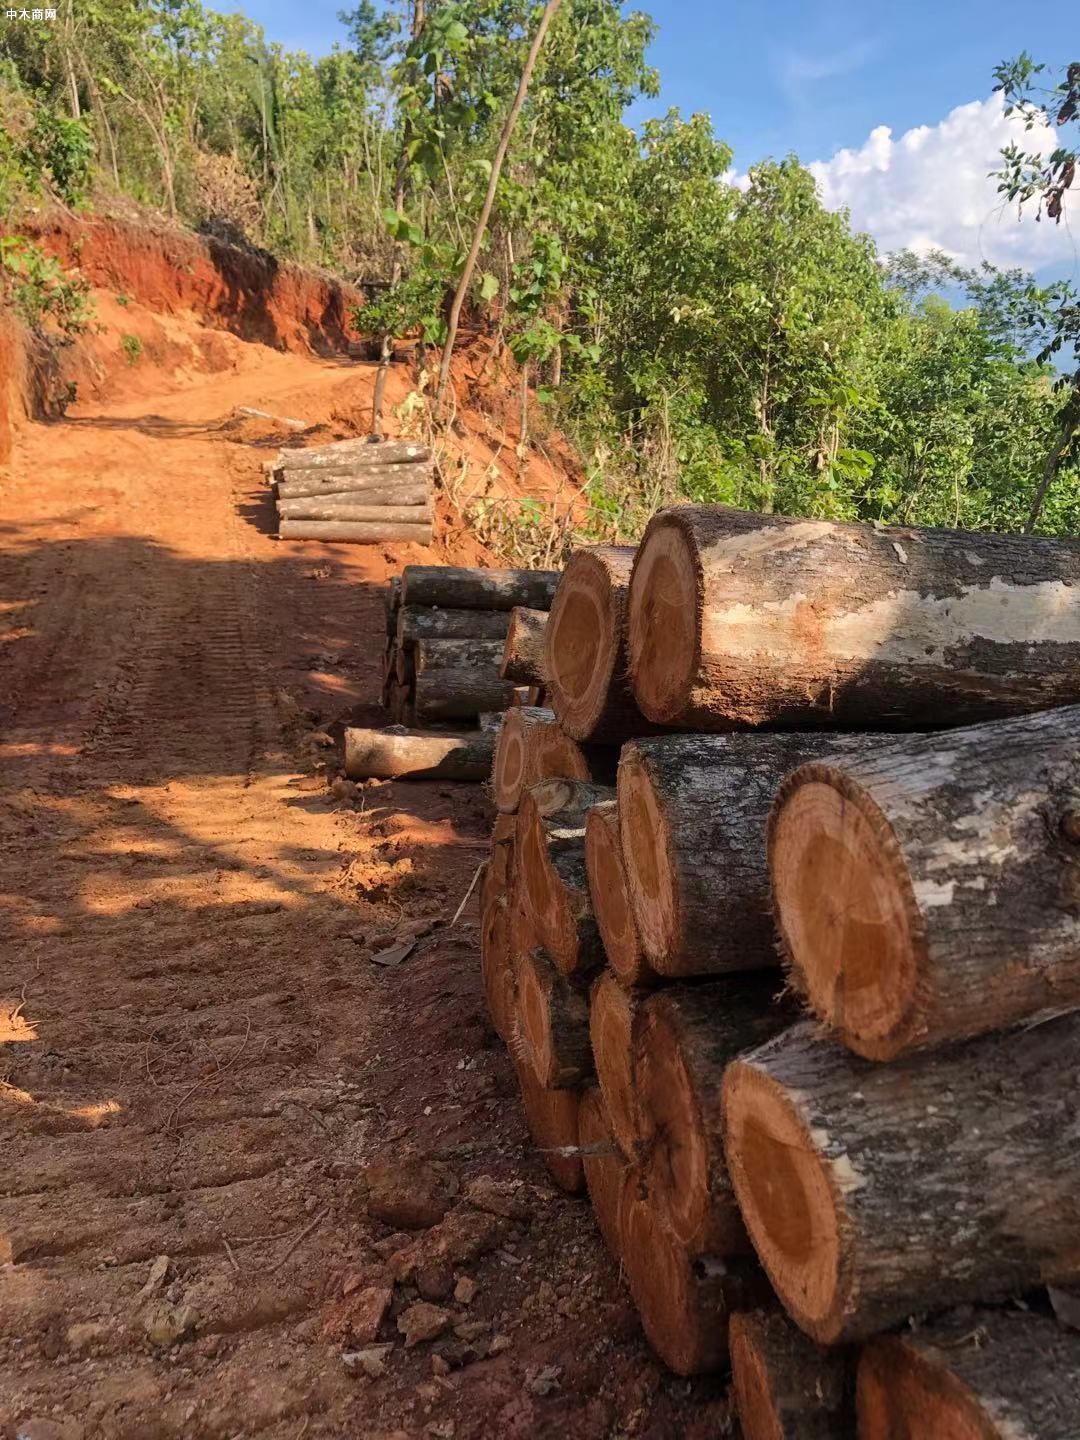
[491,707,599,814]
[385,576,402,638]
[413,639,507,674]
[516,781,614,975]
[513,946,593,1089]
[343,726,496,782]
[276,437,431,470]
[730,1310,853,1440]
[401,564,560,612]
[481,895,516,1042]
[277,502,433,524]
[481,812,517,916]
[722,1014,1080,1344]
[578,1087,628,1257]
[500,607,549,685]
[277,488,431,515]
[627,504,1080,730]
[585,801,653,988]
[513,1056,584,1194]
[275,465,431,498]
[770,703,1080,1059]
[397,607,511,644]
[588,970,641,1159]
[413,669,516,722]
[278,520,433,544]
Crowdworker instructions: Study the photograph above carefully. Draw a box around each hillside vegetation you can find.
[1,3,1077,537]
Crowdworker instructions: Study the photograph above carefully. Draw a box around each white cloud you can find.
[807,93,1080,274]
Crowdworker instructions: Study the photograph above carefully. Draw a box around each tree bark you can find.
[412,639,506,675]
[634,979,788,1259]
[500,607,549,685]
[277,502,433,524]
[546,545,649,742]
[516,781,613,975]
[385,576,402,638]
[513,946,593,1089]
[618,1170,769,1376]
[401,564,560,612]
[618,733,883,978]
[276,438,431,471]
[729,1310,853,1440]
[397,607,511,645]
[412,669,517,722]
[278,484,431,510]
[343,726,495,782]
[513,1055,583,1195]
[770,703,1080,1060]
[491,707,610,814]
[722,1014,1080,1344]
[434,0,564,414]
[588,970,641,1159]
[627,504,1080,731]
[276,466,432,498]
[584,801,653,988]
[578,1087,628,1258]
[278,520,433,544]
[858,1309,1080,1440]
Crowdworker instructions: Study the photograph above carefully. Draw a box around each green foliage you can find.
[121,332,143,364]
[0,235,93,335]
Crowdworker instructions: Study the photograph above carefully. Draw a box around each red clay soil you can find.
[0,307,733,1436]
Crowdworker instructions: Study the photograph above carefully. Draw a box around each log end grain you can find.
[616,741,681,972]
[491,706,576,813]
[501,607,549,685]
[513,1056,584,1194]
[730,1310,853,1440]
[546,546,637,740]
[577,1087,628,1258]
[481,896,516,1043]
[857,1336,985,1440]
[626,514,701,725]
[516,786,603,977]
[585,801,653,987]
[513,947,592,1090]
[588,971,641,1160]
[769,762,923,1061]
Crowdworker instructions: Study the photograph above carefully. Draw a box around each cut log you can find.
[276,465,431,498]
[769,704,1080,1060]
[276,437,431,470]
[491,707,596,814]
[618,733,882,978]
[588,971,640,1159]
[385,576,402,638]
[528,777,615,827]
[730,1310,853,1440]
[721,1013,1080,1344]
[394,643,415,687]
[277,502,433,524]
[546,545,647,741]
[481,812,517,916]
[413,639,507,674]
[516,781,614,975]
[343,726,496,782]
[634,979,787,1259]
[857,1309,1080,1440]
[401,564,560,612]
[412,669,517,723]
[618,1170,768,1376]
[513,1056,583,1194]
[481,896,516,1042]
[278,520,433,544]
[397,607,511,645]
[585,801,653,988]
[627,504,1080,730]
[577,1088,628,1257]
[500,607,548,686]
[513,947,593,1089]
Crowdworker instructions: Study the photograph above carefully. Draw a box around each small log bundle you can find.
[722,1014,1080,1343]
[626,504,1080,730]
[729,1310,853,1440]
[272,435,435,543]
[401,565,560,611]
[857,1309,1080,1440]
[500,607,549,685]
[343,726,497,782]
[769,703,1080,1059]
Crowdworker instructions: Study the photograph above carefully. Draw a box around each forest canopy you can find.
[1,1,1077,535]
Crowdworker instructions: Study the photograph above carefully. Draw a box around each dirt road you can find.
[0,348,730,1438]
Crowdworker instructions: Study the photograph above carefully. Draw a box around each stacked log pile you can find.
[269,436,435,543]
[478,508,1080,1430]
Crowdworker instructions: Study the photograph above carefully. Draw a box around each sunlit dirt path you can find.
[0,347,731,1438]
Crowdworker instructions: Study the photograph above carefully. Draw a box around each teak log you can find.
[343,726,496,782]
[401,564,560,612]
[278,520,432,544]
[278,485,430,510]
[627,504,1080,730]
[578,1087,628,1257]
[277,502,433,524]
[770,703,1080,1059]
[491,707,607,814]
[634,979,788,1258]
[618,733,882,978]
[584,801,653,988]
[276,437,431,470]
[618,1170,768,1376]
[545,544,647,742]
[385,576,401,637]
[588,970,641,1159]
[730,1310,853,1440]
[516,781,614,975]
[481,895,516,1042]
[857,1309,1080,1440]
[481,812,517,917]
[413,639,506,674]
[500,607,549,685]
[513,946,593,1089]
[276,466,432,499]
[513,1056,583,1194]
[397,607,511,645]
[412,669,517,722]
[721,1014,1080,1344]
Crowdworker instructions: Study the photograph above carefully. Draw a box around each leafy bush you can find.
[121,332,143,364]
[0,236,94,336]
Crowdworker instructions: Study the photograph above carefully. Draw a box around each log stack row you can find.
[479,508,1080,1436]
[381,563,560,725]
[268,435,435,543]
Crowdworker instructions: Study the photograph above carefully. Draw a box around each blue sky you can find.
[237,0,1079,277]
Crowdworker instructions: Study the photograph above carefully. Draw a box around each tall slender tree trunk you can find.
[1026,380,1080,533]
[434,0,564,417]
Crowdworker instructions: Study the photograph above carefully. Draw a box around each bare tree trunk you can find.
[1026,381,1080,533]
[434,0,564,415]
